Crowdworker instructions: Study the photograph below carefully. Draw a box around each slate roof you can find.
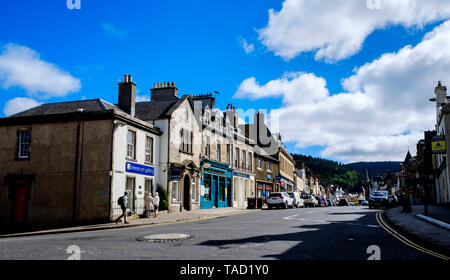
[135,95,191,121]
[10,99,122,117]
[9,95,188,121]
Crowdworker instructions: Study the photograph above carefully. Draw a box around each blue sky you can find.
[2,0,450,163]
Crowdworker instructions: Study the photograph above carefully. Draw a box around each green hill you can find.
[346,161,401,177]
[292,154,364,190]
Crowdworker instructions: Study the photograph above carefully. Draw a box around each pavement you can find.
[383,205,450,252]
[0,207,261,238]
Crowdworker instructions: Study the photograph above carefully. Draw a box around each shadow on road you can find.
[198,209,434,260]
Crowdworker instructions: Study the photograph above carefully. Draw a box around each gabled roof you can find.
[135,95,195,121]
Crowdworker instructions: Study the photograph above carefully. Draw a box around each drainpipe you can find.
[72,121,84,224]
[72,123,81,225]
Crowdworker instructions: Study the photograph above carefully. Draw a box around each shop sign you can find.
[170,168,182,181]
[233,172,250,179]
[126,162,154,176]
[432,135,446,154]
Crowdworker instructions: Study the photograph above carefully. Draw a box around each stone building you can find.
[135,82,201,213]
[241,111,280,201]
[294,160,308,196]
[430,81,450,205]
[274,135,295,193]
[192,96,255,209]
[0,75,161,231]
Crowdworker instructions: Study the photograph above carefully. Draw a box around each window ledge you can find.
[179,150,194,156]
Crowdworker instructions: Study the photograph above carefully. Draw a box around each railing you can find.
[111,201,145,218]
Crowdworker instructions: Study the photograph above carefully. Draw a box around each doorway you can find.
[183,174,191,211]
[12,185,28,224]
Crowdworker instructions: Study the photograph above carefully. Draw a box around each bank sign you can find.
[126,162,154,176]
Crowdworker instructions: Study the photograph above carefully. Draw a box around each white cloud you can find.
[3,97,41,116]
[136,95,150,102]
[238,37,255,54]
[258,0,450,62]
[0,43,81,99]
[102,22,127,38]
[235,20,450,162]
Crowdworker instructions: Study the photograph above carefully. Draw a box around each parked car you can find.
[267,192,294,209]
[338,198,349,206]
[369,191,389,209]
[326,199,333,206]
[361,200,369,206]
[288,192,304,208]
[302,194,318,207]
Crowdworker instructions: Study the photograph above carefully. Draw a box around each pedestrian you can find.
[144,193,154,218]
[115,191,129,224]
[153,192,160,217]
[400,192,411,213]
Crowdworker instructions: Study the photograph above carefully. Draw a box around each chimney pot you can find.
[128,75,132,83]
[124,75,128,83]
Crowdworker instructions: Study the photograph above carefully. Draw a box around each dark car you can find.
[338,198,348,206]
[369,191,389,209]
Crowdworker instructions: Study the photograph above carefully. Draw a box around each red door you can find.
[12,186,28,223]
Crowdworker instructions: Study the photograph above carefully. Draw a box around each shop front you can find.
[276,176,294,193]
[123,161,155,215]
[256,181,274,201]
[200,160,233,209]
[232,172,255,208]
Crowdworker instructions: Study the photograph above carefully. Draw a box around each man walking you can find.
[115,192,129,224]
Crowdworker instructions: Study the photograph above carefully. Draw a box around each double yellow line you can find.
[376,211,449,260]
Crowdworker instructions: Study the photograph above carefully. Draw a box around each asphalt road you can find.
[0,206,437,260]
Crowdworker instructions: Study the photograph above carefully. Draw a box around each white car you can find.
[288,192,304,208]
[267,192,294,209]
[302,194,318,207]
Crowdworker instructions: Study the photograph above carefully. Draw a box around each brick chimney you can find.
[151,81,178,101]
[118,75,136,117]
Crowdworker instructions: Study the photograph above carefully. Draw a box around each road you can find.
[0,206,437,260]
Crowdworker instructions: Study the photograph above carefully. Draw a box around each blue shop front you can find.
[200,160,233,209]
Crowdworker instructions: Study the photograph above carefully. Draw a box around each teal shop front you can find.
[200,160,233,209]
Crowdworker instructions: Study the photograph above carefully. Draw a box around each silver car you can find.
[267,192,294,209]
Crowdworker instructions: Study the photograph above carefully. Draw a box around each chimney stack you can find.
[118,74,136,117]
[225,104,238,128]
[150,81,178,101]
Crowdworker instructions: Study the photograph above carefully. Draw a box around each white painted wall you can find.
[111,121,160,216]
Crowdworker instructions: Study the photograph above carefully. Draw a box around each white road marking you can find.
[283,214,301,220]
